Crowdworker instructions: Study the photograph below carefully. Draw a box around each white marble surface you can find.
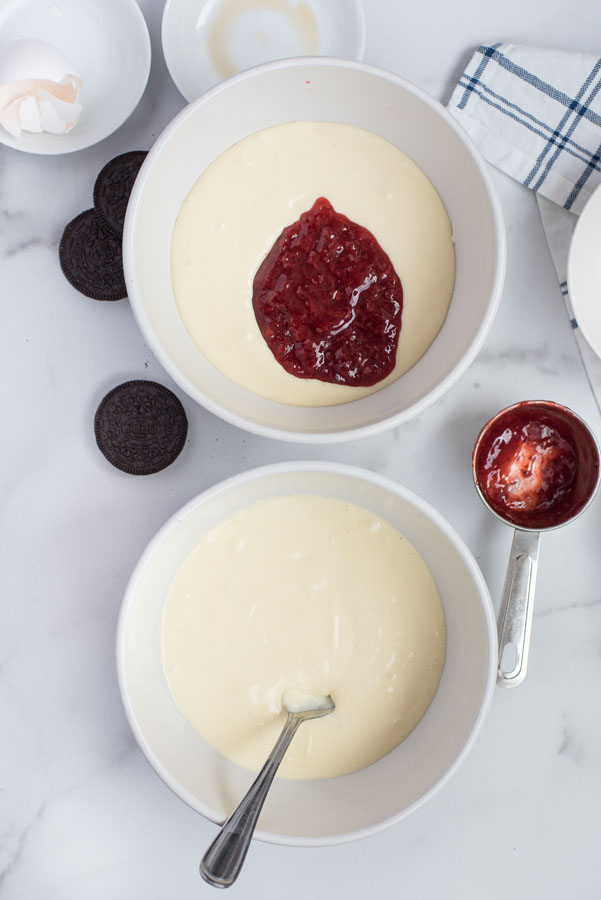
[2,1,601,897]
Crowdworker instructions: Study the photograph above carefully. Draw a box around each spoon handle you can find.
[496,528,540,687]
[200,712,303,888]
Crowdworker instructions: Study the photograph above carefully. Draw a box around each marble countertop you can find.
[3,1,601,897]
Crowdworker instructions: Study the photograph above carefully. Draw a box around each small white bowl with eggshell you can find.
[117,462,497,846]
[0,0,150,155]
[123,56,506,442]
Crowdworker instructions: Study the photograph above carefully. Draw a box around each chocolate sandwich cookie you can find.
[93,150,148,235]
[59,209,127,301]
[94,380,188,475]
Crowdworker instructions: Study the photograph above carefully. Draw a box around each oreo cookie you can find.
[93,150,148,235]
[59,209,127,301]
[94,381,188,475]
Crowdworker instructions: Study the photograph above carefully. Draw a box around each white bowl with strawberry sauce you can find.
[123,57,506,443]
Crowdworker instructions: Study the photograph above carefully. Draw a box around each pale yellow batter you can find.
[162,495,446,780]
[171,121,455,406]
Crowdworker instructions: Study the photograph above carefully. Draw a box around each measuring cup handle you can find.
[496,528,540,688]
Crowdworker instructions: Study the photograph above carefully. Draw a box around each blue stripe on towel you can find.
[457,78,601,174]
[565,140,601,208]
[528,58,601,190]
[457,43,501,110]
[459,77,601,163]
[474,46,601,128]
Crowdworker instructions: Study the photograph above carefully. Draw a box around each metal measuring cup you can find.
[472,400,600,688]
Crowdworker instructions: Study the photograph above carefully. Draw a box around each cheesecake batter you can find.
[171,121,455,406]
[162,495,446,780]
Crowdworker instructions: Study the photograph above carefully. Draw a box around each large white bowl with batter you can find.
[123,56,505,443]
[117,462,497,846]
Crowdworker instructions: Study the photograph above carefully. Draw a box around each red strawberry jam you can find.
[252,197,403,387]
[472,401,601,530]
[479,416,578,518]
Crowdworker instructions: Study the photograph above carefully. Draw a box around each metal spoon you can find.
[200,694,335,889]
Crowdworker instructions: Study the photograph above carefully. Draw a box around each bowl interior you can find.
[124,58,504,441]
[118,464,496,844]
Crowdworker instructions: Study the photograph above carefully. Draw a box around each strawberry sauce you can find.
[252,198,403,387]
[473,401,600,530]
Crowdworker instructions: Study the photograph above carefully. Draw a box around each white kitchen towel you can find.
[448,42,601,409]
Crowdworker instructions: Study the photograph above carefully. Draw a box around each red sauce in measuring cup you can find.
[473,401,600,530]
[252,197,403,387]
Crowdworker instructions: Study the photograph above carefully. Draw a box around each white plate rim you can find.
[567,181,601,359]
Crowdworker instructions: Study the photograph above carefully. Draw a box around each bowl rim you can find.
[123,55,507,443]
[161,0,367,102]
[567,181,601,360]
[116,460,498,847]
[0,0,151,156]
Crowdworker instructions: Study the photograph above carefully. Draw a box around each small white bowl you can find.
[162,0,366,101]
[124,57,506,443]
[117,462,497,846]
[567,182,601,359]
[0,0,151,155]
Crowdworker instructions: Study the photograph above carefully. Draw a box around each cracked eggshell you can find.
[0,38,82,137]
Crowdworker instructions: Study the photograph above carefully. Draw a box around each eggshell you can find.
[0,38,81,137]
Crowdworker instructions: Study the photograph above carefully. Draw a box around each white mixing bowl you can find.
[117,462,497,846]
[123,57,505,443]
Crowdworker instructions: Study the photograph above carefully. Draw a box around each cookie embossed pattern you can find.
[94,151,149,235]
[59,151,147,301]
[94,381,188,476]
[59,210,127,301]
